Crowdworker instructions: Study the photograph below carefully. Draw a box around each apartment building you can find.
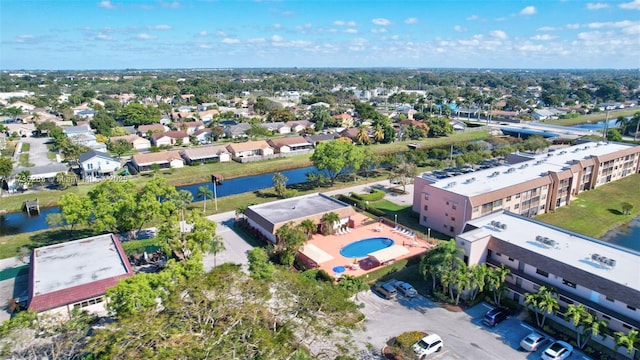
[412,141,640,236]
[457,211,639,354]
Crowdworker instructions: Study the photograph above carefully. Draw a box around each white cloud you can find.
[623,24,640,34]
[566,23,581,29]
[519,6,537,15]
[271,35,284,42]
[466,14,480,21]
[344,28,358,34]
[454,25,466,32]
[619,0,640,9]
[273,23,282,29]
[159,1,180,9]
[530,34,557,40]
[150,24,171,30]
[587,3,610,10]
[97,1,114,9]
[15,34,35,43]
[587,20,635,29]
[404,17,418,24]
[372,18,391,26]
[221,38,240,44]
[136,33,155,40]
[371,28,388,33]
[494,17,506,21]
[537,26,558,31]
[281,11,295,17]
[96,33,116,41]
[215,30,226,37]
[490,30,508,39]
[247,38,266,43]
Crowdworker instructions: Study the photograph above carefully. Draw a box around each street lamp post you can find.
[394,214,397,225]
[428,228,431,241]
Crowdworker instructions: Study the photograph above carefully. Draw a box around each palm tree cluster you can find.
[273,219,317,266]
[419,239,511,306]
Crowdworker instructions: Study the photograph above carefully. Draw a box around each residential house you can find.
[332,113,354,128]
[339,128,360,142]
[75,109,96,120]
[63,124,107,152]
[138,124,167,137]
[303,133,339,147]
[267,136,313,154]
[5,123,36,137]
[180,145,230,164]
[226,140,274,160]
[27,234,134,318]
[533,108,567,121]
[151,131,189,147]
[451,120,467,132]
[286,120,314,133]
[259,122,291,135]
[224,123,251,139]
[131,150,184,172]
[198,109,220,123]
[108,134,150,150]
[8,101,36,113]
[193,128,213,144]
[78,150,121,179]
[174,121,205,135]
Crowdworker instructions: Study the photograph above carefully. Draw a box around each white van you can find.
[412,334,443,358]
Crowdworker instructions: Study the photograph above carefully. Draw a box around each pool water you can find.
[340,237,395,258]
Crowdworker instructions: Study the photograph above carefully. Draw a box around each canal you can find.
[0,165,321,236]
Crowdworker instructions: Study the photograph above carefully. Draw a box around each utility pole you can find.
[603,110,609,141]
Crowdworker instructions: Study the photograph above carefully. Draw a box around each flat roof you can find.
[460,211,640,292]
[32,234,131,296]
[247,193,350,225]
[422,142,636,197]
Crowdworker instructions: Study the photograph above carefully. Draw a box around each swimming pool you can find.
[340,237,395,258]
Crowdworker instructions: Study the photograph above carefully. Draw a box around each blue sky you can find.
[1,0,639,70]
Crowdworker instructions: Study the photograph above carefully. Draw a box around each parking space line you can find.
[520,323,535,332]
[481,303,493,309]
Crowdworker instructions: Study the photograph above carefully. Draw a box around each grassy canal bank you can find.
[0,131,490,214]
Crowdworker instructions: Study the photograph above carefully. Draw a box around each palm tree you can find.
[356,125,370,145]
[453,264,470,305]
[468,264,488,301]
[196,185,214,213]
[615,329,639,356]
[524,286,559,328]
[616,115,630,135]
[581,316,608,350]
[565,304,592,348]
[320,212,340,235]
[373,124,385,144]
[16,170,31,190]
[172,190,193,225]
[298,219,316,240]
[486,264,511,305]
[209,233,226,267]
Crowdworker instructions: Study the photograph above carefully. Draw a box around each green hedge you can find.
[351,189,385,202]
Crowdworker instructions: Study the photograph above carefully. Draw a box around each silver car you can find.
[520,332,546,352]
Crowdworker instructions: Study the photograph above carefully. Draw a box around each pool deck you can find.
[303,213,435,278]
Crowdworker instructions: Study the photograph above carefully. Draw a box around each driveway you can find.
[203,211,254,271]
[20,137,56,167]
[352,291,589,360]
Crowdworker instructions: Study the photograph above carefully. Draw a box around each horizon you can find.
[2,0,640,70]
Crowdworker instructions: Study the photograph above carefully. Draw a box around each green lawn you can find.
[21,142,30,152]
[18,153,33,167]
[542,109,639,126]
[536,174,640,238]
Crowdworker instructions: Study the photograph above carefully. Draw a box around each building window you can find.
[536,269,549,277]
[495,252,502,257]
[562,279,577,288]
[452,204,457,210]
[623,324,633,330]
[628,305,637,311]
[451,216,456,221]
[605,297,614,302]
[602,314,611,320]
[506,196,511,201]
[449,226,455,232]
[446,201,449,205]
[473,206,479,212]
[424,194,429,200]
[445,213,448,217]
[515,193,521,199]
[533,284,540,291]
[508,257,514,262]
[422,216,427,222]
[424,205,428,211]
[514,204,520,209]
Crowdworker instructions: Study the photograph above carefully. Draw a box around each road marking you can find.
[520,323,535,331]
[481,303,493,309]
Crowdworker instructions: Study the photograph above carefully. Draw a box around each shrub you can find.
[283,189,298,198]
[394,331,425,351]
[367,207,386,217]
[360,189,386,201]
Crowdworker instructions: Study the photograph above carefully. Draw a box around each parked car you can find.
[412,334,443,359]
[374,280,397,300]
[394,281,417,297]
[482,307,508,327]
[520,332,546,352]
[541,340,573,360]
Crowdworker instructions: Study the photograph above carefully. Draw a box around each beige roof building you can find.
[413,141,640,237]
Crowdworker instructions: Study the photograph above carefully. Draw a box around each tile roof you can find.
[226,140,271,153]
[138,124,166,133]
[180,145,229,160]
[151,130,188,141]
[267,136,311,148]
[132,150,183,165]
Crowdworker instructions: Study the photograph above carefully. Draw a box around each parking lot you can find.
[352,290,590,360]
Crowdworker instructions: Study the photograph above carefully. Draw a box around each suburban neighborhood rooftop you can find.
[246,193,350,225]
